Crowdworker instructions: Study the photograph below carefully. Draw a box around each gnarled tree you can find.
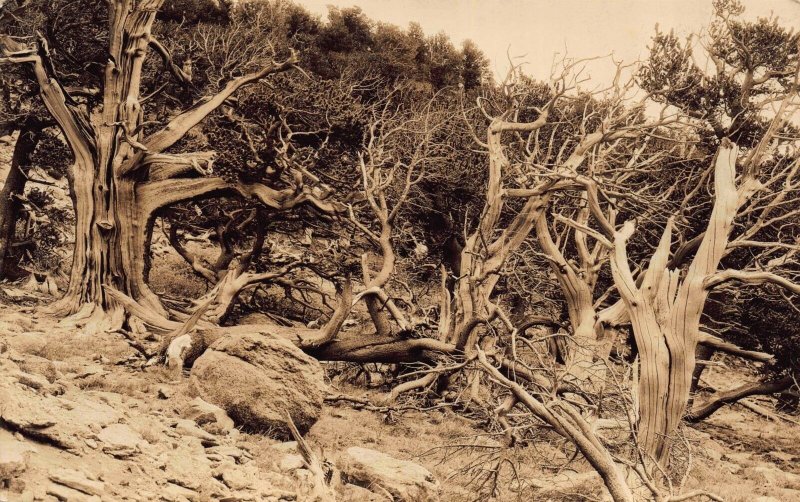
[0,0,342,331]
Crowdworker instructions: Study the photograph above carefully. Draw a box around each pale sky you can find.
[298,0,800,85]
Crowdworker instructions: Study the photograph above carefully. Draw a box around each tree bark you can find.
[0,123,43,279]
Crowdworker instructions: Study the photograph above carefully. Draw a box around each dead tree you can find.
[597,131,800,468]
[634,0,800,406]
[446,60,679,365]
[349,61,680,401]
[345,87,448,338]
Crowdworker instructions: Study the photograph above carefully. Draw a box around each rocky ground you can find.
[0,296,439,502]
[0,293,799,502]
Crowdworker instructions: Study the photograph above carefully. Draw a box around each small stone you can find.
[84,438,98,449]
[0,437,34,480]
[206,445,245,460]
[161,483,197,501]
[159,443,212,492]
[157,386,174,400]
[182,397,235,432]
[173,419,218,445]
[222,469,252,491]
[49,468,105,496]
[338,447,440,501]
[45,483,102,502]
[339,483,391,502]
[278,454,304,472]
[97,423,145,458]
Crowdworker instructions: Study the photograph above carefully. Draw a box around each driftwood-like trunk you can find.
[446,115,603,352]
[534,205,614,384]
[607,141,761,467]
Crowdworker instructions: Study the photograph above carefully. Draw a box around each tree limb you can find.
[697,331,774,363]
[687,376,794,422]
[139,50,298,157]
[704,269,800,295]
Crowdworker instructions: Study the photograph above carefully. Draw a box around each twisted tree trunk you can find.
[607,141,761,467]
[2,1,303,331]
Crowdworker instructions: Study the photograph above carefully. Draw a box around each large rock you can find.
[189,332,326,437]
[338,447,440,502]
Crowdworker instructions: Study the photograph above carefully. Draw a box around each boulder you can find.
[338,447,440,502]
[189,332,326,437]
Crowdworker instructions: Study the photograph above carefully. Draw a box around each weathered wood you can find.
[688,376,794,422]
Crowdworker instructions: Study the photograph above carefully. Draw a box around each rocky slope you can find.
[0,296,799,501]
[0,300,438,502]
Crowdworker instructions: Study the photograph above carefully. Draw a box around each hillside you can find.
[0,290,799,501]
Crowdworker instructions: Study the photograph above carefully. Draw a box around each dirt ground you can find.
[0,292,798,501]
